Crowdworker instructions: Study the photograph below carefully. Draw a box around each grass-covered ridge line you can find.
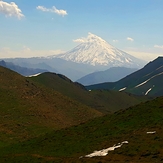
[0,66,102,146]
[1,96,163,163]
[30,72,149,113]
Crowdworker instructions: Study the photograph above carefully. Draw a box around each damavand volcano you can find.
[56,33,145,68]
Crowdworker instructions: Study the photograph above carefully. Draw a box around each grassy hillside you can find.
[30,72,149,114]
[0,66,102,146]
[0,96,163,162]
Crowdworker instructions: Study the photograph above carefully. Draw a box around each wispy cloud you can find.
[73,32,100,43]
[73,38,86,43]
[125,47,163,62]
[113,40,119,43]
[36,6,49,12]
[154,45,163,49]
[127,37,134,42]
[36,6,68,17]
[0,0,24,19]
[0,47,65,58]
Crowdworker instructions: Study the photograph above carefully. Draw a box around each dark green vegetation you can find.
[0,96,163,163]
[1,65,162,163]
[0,66,102,146]
[87,57,163,97]
[30,72,148,114]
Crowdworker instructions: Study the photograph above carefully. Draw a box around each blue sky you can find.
[0,0,163,61]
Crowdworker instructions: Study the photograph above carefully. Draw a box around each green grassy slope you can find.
[30,72,149,113]
[0,66,102,146]
[1,96,163,163]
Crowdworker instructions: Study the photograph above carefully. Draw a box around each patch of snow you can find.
[156,65,163,70]
[125,58,130,63]
[145,88,152,95]
[119,87,126,92]
[135,72,163,88]
[147,131,156,134]
[143,65,163,78]
[83,141,128,158]
[135,80,149,88]
[27,73,41,77]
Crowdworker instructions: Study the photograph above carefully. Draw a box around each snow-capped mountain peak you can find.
[56,33,145,68]
[86,32,107,43]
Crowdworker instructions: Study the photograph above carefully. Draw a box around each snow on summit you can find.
[57,33,145,68]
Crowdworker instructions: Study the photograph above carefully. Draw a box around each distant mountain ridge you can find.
[2,33,146,81]
[4,57,99,81]
[77,67,138,86]
[87,57,163,96]
[0,60,47,76]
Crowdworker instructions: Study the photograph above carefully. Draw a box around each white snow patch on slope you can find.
[144,66,163,78]
[83,141,128,158]
[119,87,126,92]
[135,80,149,88]
[147,131,156,134]
[28,73,41,77]
[145,88,152,95]
[135,72,163,88]
[156,65,163,70]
